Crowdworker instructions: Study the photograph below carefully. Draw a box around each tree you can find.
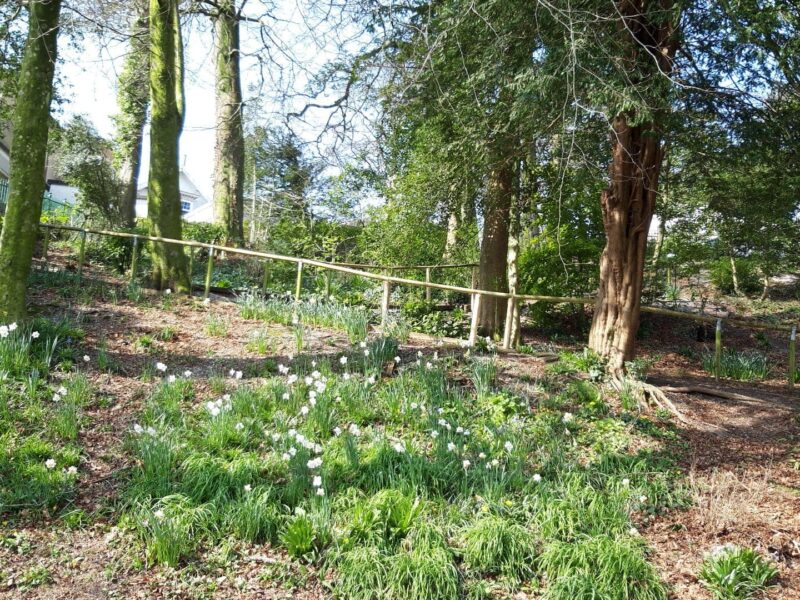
[147,0,190,291]
[577,1,680,374]
[50,115,124,224]
[210,0,245,245]
[112,0,149,229]
[0,0,62,322]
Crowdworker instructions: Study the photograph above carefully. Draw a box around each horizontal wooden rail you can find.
[331,261,477,271]
[40,223,798,334]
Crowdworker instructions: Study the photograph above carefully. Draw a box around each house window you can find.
[180,200,192,214]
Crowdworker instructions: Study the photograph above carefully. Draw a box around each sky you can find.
[53,1,358,202]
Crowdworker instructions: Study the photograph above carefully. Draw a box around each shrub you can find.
[699,545,778,599]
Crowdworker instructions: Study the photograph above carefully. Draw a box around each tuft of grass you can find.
[699,545,778,600]
[460,514,537,581]
[225,486,283,543]
[702,349,771,381]
[334,545,389,599]
[470,357,497,398]
[205,314,229,338]
[135,494,213,566]
[540,534,666,600]
[385,543,460,600]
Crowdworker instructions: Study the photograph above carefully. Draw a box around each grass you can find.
[1,289,694,599]
[106,333,684,599]
[0,319,87,515]
[702,349,772,381]
[699,545,778,599]
[238,291,372,343]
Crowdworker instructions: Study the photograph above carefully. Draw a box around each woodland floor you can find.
[1,254,798,599]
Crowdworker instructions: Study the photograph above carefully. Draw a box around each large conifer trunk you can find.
[0,0,62,322]
[588,0,678,373]
[147,0,190,291]
[212,0,245,245]
[477,159,512,336]
[589,117,662,371]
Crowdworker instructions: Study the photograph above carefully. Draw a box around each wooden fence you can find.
[38,223,799,387]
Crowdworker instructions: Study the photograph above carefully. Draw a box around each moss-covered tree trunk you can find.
[148,0,190,291]
[477,154,513,336]
[113,0,149,229]
[0,0,62,322]
[212,0,245,245]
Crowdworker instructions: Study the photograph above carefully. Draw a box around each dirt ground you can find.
[2,258,799,599]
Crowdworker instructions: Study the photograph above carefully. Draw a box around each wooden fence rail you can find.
[38,224,799,386]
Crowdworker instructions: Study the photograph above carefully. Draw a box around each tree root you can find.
[610,377,692,424]
[658,386,764,404]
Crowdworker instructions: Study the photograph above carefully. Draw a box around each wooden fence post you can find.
[77,230,87,282]
[188,246,195,284]
[295,261,304,302]
[129,236,139,284]
[425,268,432,303]
[381,279,391,329]
[502,296,516,349]
[204,246,215,299]
[41,229,50,266]
[325,270,331,298]
[469,293,482,346]
[262,260,270,293]
[715,318,722,380]
[789,325,796,389]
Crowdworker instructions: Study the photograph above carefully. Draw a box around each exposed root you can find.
[610,376,691,424]
[658,386,764,404]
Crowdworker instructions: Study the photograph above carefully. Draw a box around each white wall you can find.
[48,183,80,205]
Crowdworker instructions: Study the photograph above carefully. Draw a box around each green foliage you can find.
[702,349,771,381]
[709,258,762,296]
[49,115,124,226]
[460,514,536,580]
[541,535,666,600]
[400,300,469,339]
[699,546,778,600]
[281,514,318,559]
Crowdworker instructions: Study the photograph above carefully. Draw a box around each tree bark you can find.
[477,156,513,336]
[442,208,459,261]
[0,0,62,322]
[113,1,149,230]
[506,181,522,347]
[729,255,741,296]
[588,1,679,374]
[147,0,190,291]
[212,0,245,245]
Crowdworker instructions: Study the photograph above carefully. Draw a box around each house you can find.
[136,170,214,223]
[0,126,11,181]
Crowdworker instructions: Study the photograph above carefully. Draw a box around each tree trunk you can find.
[588,1,678,374]
[477,157,512,336]
[588,116,665,373]
[442,208,459,261]
[113,1,149,230]
[506,182,522,347]
[729,255,741,296]
[212,0,245,246]
[147,0,190,291]
[760,275,770,300]
[0,0,62,323]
